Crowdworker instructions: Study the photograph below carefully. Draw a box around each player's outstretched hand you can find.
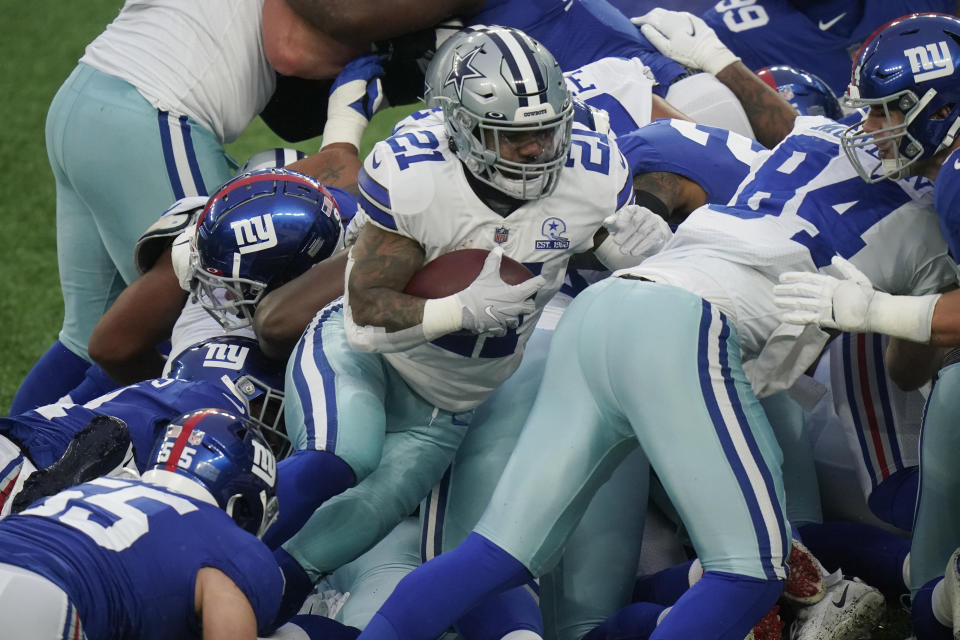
[631,8,739,76]
[457,247,545,336]
[775,256,876,331]
[775,256,939,342]
[321,54,385,149]
[602,204,673,259]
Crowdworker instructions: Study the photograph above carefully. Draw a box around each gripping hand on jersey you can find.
[631,8,739,76]
[425,247,545,338]
[774,255,939,342]
[602,205,673,259]
[321,54,385,150]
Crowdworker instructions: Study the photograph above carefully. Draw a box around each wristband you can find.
[867,292,940,343]
[422,295,464,340]
[319,110,369,151]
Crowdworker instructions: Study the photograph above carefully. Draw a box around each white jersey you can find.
[162,299,254,375]
[80,0,273,143]
[563,57,655,137]
[620,116,958,396]
[353,119,634,411]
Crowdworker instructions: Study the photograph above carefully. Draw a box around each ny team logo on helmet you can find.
[168,336,291,460]
[757,66,843,119]
[841,13,960,182]
[142,408,279,538]
[425,25,574,200]
[190,168,343,330]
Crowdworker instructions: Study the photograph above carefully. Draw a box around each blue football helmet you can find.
[841,13,960,182]
[190,168,343,330]
[757,66,843,119]
[141,408,279,537]
[425,25,574,200]
[168,336,291,460]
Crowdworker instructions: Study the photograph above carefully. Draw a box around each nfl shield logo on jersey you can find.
[494,226,510,244]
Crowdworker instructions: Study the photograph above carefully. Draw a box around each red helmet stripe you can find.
[195,172,320,229]
[164,410,213,472]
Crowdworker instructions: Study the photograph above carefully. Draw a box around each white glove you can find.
[602,205,673,258]
[774,255,939,342]
[422,247,545,339]
[631,8,740,75]
[170,230,195,292]
[321,54,385,150]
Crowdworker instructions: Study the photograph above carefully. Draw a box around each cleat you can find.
[783,540,826,605]
[11,415,132,513]
[746,604,785,640]
[788,577,884,640]
[942,548,960,639]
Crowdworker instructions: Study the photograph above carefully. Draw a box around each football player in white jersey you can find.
[772,14,960,640]
[355,12,960,640]
[272,26,661,620]
[12,0,368,414]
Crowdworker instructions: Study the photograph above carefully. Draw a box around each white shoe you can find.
[942,547,960,638]
[297,588,350,619]
[788,577,884,640]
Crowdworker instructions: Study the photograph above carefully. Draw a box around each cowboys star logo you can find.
[444,46,485,100]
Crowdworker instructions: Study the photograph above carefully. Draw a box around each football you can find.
[403,248,535,299]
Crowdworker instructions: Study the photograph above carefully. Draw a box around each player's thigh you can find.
[605,281,789,580]
[0,563,86,639]
[476,280,638,576]
[541,446,650,640]
[54,181,125,359]
[761,391,822,527]
[423,327,555,557]
[58,65,233,284]
[910,361,960,592]
[285,303,389,478]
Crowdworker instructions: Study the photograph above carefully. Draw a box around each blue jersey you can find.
[0,477,282,639]
[0,379,248,470]
[618,119,766,204]
[702,0,956,95]
[935,147,960,262]
[469,0,688,94]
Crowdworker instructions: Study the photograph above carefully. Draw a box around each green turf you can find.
[0,1,414,412]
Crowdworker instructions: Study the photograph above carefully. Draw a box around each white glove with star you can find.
[630,8,740,75]
[774,255,939,342]
[602,204,673,258]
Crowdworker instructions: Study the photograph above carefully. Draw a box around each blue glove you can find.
[320,54,385,150]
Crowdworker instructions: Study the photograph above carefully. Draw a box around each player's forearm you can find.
[632,171,706,226]
[930,289,960,346]
[885,337,944,391]
[714,61,795,149]
[254,253,348,360]
[284,0,484,43]
[287,145,362,193]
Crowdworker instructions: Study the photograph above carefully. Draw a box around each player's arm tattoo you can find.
[347,223,428,331]
[715,61,796,149]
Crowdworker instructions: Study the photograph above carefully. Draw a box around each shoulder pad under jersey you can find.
[134,196,209,275]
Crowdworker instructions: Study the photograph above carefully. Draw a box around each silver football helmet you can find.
[425,26,573,200]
